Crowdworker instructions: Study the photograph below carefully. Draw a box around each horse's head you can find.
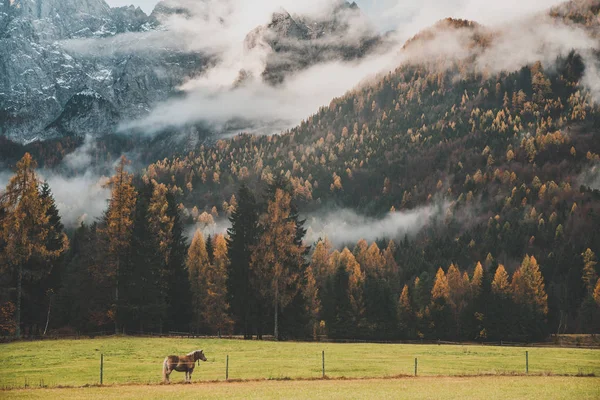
[194,350,207,362]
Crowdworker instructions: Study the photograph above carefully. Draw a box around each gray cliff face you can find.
[244,2,382,85]
[0,0,205,143]
[0,0,383,145]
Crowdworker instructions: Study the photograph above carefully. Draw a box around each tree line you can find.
[1,154,599,340]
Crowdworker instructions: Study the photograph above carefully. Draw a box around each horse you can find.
[162,349,207,383]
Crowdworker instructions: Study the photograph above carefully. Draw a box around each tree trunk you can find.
[43,293,53,336]
[115,273,119,335]
[274,284,279,340]
[15,264,22,339]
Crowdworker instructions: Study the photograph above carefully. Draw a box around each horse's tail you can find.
[162,357,169,382]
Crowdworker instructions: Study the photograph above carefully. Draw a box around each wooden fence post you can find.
[226,355,229,381]
[414,358,418,376]
[526,351,529,374]
[322,351,325,378]
[100,354,104,385]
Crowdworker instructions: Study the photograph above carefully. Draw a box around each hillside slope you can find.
[144,1,600,332]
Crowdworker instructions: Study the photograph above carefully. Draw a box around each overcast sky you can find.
[104,0,563,32]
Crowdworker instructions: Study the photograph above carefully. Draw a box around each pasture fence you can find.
[1,337,598,390]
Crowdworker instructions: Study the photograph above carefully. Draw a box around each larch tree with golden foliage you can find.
[594,279,600,306]
[582,249,598,295]
[250,188,304,340]
[397,284,413,337]
[102,156,137,334]
[0,153,68,338]
[310,239,332,285]
[512,255,548,316]
[491,265,511,295]
[303,266,321,339]
[186,230,211,332]
[148,181,174,264]
[203,234,233,336]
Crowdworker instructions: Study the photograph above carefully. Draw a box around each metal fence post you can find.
[414,358,418,376]
[226,355,229,381]
[100,354,104,385]
[526,351,529,374]
[322,351,325,378]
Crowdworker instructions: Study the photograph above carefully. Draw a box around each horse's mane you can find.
[187,349,203,357]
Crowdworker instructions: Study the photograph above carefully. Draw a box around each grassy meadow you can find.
[3,376,600,400]
[0,337,599,389]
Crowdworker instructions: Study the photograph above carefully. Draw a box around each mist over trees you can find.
[0,154,599,340]
[1,1,600,341]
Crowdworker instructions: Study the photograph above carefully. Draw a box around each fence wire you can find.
[1,341,599,389]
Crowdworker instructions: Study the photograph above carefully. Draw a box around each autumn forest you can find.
[1,1,600,342]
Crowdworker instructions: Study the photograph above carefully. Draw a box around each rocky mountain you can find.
[244,2,382,84]
[0,0,208,144]
[0,0,383,146]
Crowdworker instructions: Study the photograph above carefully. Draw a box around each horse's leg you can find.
[189,369,193,383]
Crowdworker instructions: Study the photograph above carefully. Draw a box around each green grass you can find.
[0,337,598,388]
[3,377,600,399]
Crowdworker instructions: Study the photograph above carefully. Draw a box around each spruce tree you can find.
[0,154,68,337]
[164,192,192,332]
[226,184,259,338]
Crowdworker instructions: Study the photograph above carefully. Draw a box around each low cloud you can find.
[580,165,600,191]
[304,204,446,247]
[40,171,111,227]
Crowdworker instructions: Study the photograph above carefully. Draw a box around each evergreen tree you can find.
[0,154,67,337]
[226,184,260,338]
[164,192,192,332]
[122,182,165,332]
[321,264,354,339]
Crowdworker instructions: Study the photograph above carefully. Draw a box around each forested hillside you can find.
[1,0,599,341]
[142,2,600,336]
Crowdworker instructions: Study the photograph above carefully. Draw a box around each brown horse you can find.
[163,350,207,383]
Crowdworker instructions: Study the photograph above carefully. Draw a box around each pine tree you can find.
[101,156,137,334]
[123,182,165,332]
[321,263,354,339]
[226,184,259,338]
[0,154,68,337]
[29,182,66,335]
[164,192,191,332]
